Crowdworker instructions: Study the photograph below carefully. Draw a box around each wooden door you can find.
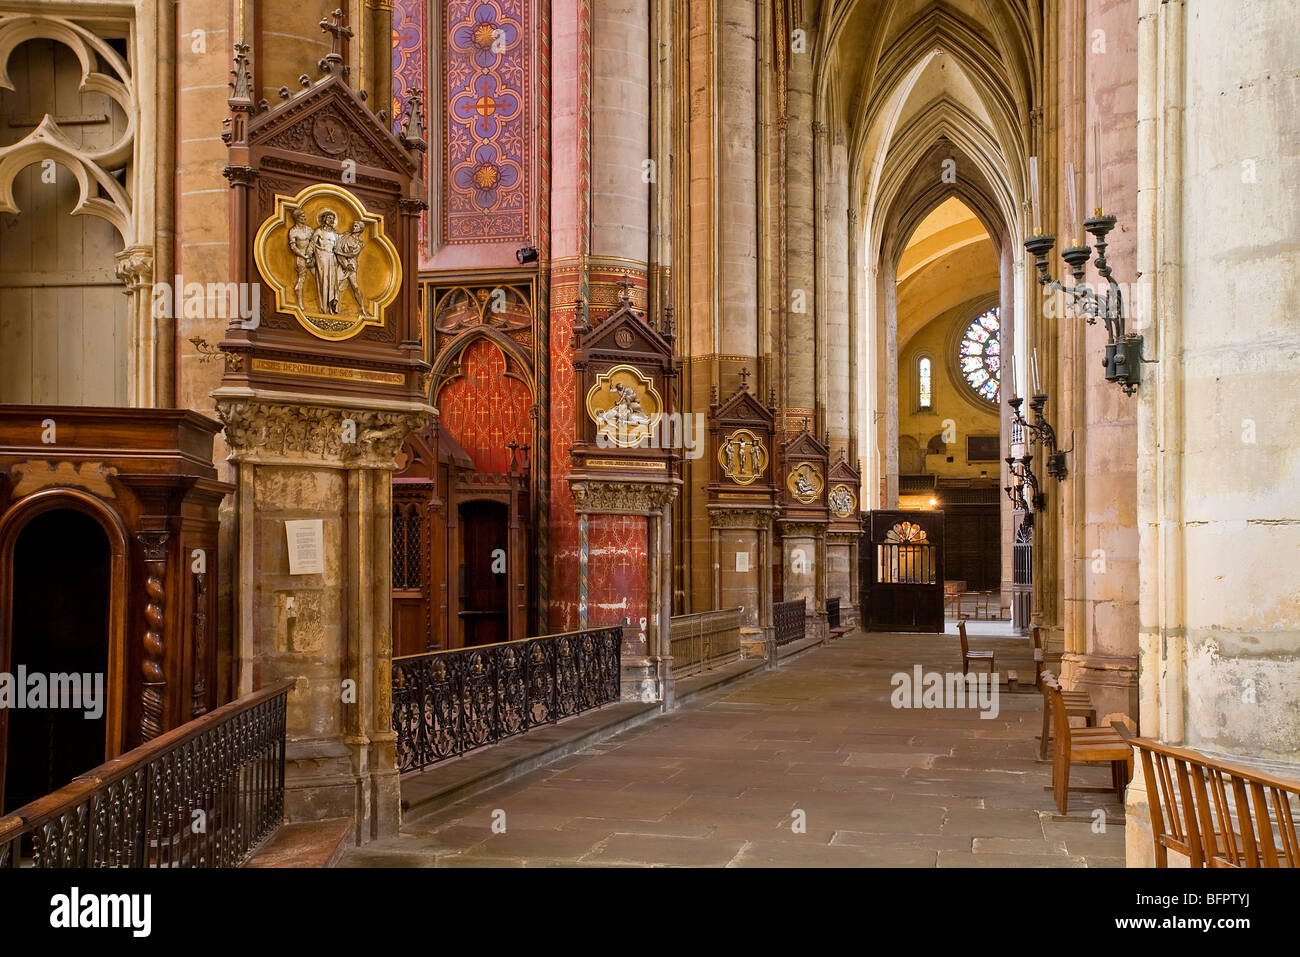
[862,510,944,633]
[458,501,509,646]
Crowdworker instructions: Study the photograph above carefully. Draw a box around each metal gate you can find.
[861,510,944,633]
[1012,512,1033,635]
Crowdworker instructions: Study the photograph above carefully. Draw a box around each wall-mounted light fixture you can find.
[515,246,538,265]
[1025,155,1145,395]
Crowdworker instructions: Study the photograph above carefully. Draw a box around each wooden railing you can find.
[670,607,742,678]
[1130,734,1300,868]
[0,680,292,868]
[392,626,623,774]
[774,598,806,647]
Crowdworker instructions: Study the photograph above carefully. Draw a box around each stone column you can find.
[214,395,427,844]
[1127,0,1300,865]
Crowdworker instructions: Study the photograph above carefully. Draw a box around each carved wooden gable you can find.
[569,280,678,481]
[780,424,830,521]
[826,449,862,531]
[217,30,429,406]
[708,383,777,504]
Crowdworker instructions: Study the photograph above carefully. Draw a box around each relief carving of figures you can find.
[829,483,856,518]
[594,382,650,433]
[288,209,314,309]
[254,183,401,341]
[787,463,824,504]
[334,221,370,316]
[719,429,768,486]
[309,208,342,313]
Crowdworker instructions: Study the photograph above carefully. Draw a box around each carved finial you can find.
[299,74,311,89]
[229,41,253,107]
[662,305,675,342]
[278,86,291,100]
[616,273,635,306]
[710,385,719,405]
[738,367,751,392]
[398,89,427,152]
[824,429,831,446]
[319,9,352,74]
[768,386,777,410]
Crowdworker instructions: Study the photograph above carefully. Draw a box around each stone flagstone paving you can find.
[341,630,1127,867]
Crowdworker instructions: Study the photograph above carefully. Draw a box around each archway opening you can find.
[2,509,111,813]
[894,197,1005,614]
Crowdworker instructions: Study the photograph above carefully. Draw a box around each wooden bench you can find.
[957,618,994,676]
[1128,732,1300,867]
[1046,684,1131,814]
[1038,670,1098,760]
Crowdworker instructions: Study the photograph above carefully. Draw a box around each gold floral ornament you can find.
[884,521,928,544]
[585,364,663,448]
[254,183,401,341]
[829,483,856,518]
[719,428,768,485]
[787,463,824,503]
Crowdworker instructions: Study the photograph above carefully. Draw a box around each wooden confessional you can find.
[391,417,530,656]
[0,408,231,813]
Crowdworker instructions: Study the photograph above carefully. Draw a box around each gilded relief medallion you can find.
[829,483,856,518]
[718,428,768,485]
[787,463,824,504]
[585,364,662,448]
[253,183,401,341]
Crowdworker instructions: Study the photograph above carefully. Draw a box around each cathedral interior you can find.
[0,0,1296,885]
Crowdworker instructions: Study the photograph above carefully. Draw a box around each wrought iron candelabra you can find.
[1010,394,1069,481]
[1024,214,1144,395]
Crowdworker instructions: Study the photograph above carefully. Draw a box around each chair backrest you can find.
[1047,684,1071,753]
[957,618,970,656]
[1131,735,1300,868]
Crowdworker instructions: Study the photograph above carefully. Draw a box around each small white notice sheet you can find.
[285,519,325,575]
[735,551,750,573]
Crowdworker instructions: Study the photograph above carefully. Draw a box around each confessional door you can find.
[862,509,945,633]
[1,510,112,813]
[458,501,510,647]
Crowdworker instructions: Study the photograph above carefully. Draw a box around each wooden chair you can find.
[1130,733,1300,868]
[1031,626,1063,689]
[1038,671,1098,760]
[1048,685,1131,814]
[957,618,994,676]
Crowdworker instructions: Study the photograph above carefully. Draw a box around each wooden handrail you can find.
[393,624,624,662]
[0,679,294,834]
[1129,735,1300,793]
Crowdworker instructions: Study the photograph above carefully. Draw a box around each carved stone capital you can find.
[708,505,778,530]
[568,478,678,515]
[811,120,827,137]
[215,398,428,469]
[115,245,154,292]
[826,531,859,546]
[778,520,828,539]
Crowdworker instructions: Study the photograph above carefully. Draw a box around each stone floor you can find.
[340,630,1127,867]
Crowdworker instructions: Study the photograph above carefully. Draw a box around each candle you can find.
[1032,348,1041,392]
[1065,162,1079,244]
[1093,122,1104,214]
[1029,157,1041,235]
[1010,354,1017,397]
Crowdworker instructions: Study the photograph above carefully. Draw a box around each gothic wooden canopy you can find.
[216,23,430,407]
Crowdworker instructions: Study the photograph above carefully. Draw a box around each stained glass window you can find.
[959,307,1001,403]
[918,357,932,409]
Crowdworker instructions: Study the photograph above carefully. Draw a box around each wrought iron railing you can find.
[392,626,623,774]
[774,598,807,647]
[0,681,291,868]
[670,607,742,678]
[826,597,841,631]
